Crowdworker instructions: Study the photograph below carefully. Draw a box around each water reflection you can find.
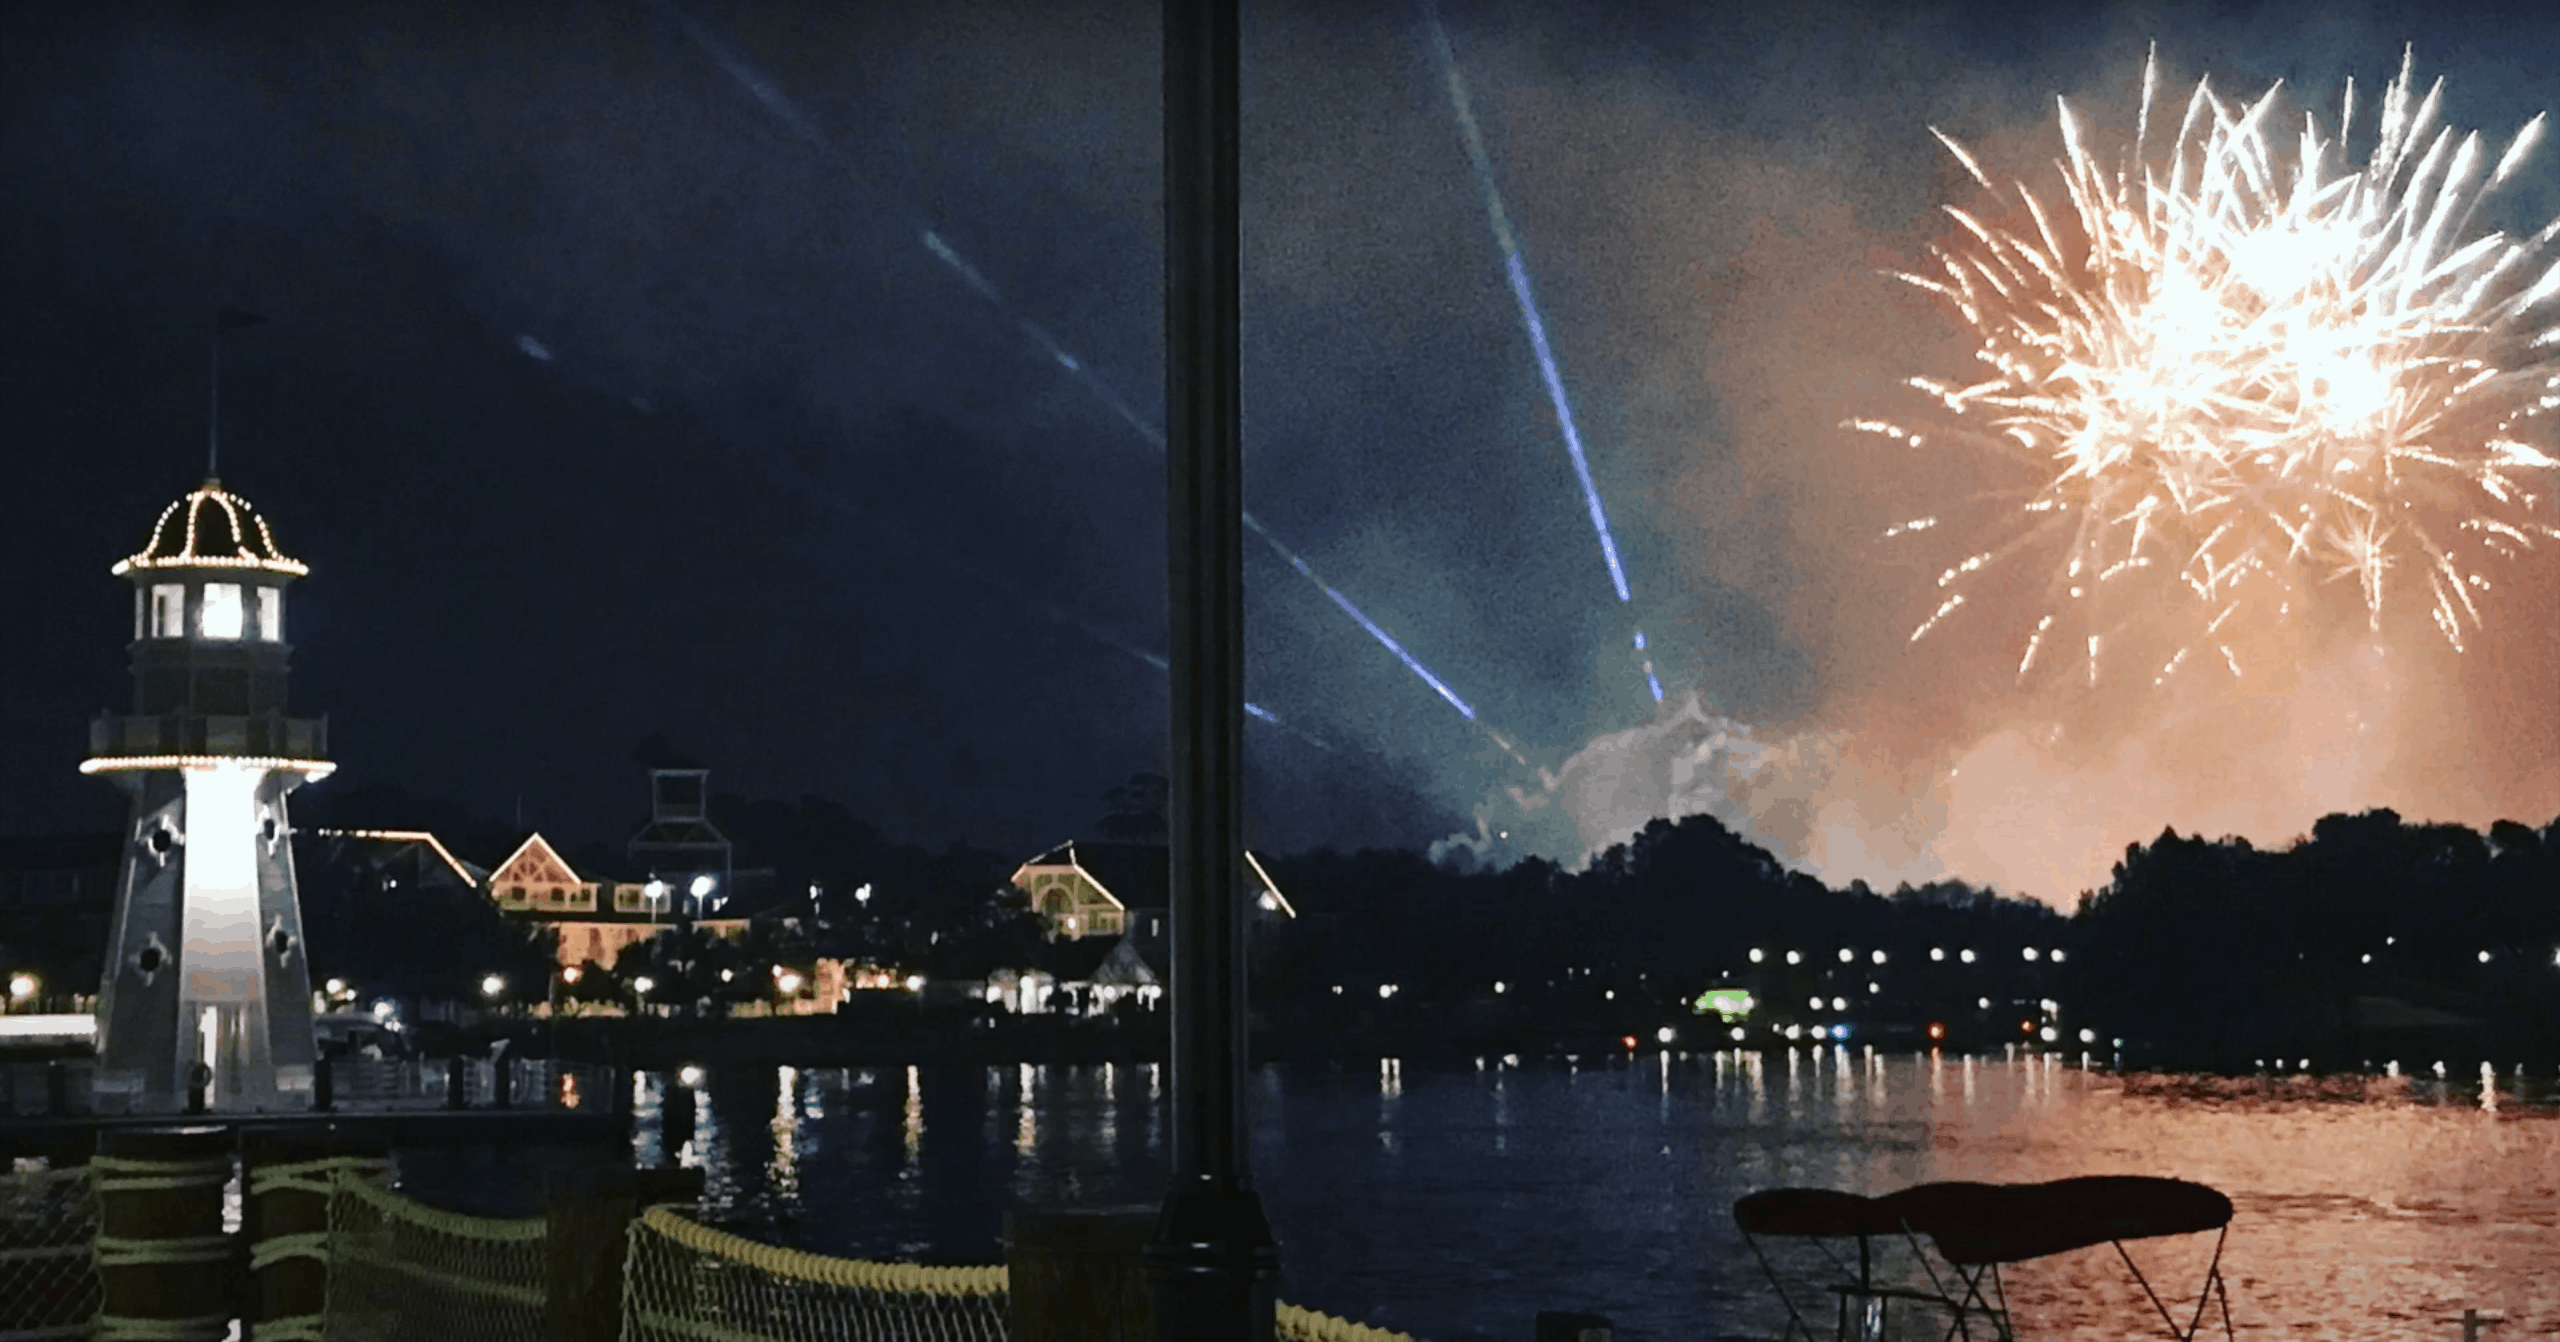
[767,1065,800,1211]
[614,1054,2556,1342]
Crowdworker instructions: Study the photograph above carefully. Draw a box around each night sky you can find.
[6,0,2556,904]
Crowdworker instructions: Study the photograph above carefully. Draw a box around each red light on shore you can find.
[1927,1022,1946,1041]
[2020,1020,2035,1034]
[1621,1034,1639,1051]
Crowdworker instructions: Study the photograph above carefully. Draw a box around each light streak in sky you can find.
[1865,46,2560,685]
[645,0,1484,725]
[1428,4,1660,701]
[511,328,1332,750]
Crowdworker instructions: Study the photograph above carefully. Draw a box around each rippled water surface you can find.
[407,1049,2559,1340]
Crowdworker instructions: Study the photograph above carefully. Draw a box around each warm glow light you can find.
[1927,1022,1947,1040]
[1960,949,1976,964]
[777,973,803,994]
[1493,981,1506,994]
[1871,950,1887,964]
[1931,947,1946,961]
[1831,996,1847,1011]
[1730,1026,1747,1042]
[2050,949,2067,964]
[324,979,346,995]
[1621,1035,1639,1050]
[633,976,655,994]
[0,1015,96,1040]
[1748,948,1765,963]
[1838,949,1855,963]
[903,975,925,992]
[200,583,244,639]
[1785,950,1803,965]
[562,967,582,984]
[480,974,505,998]
[1656,1026,1676,1044]
[2023,948,2040,962]
[82,755,334,777]
[678,1065,703,1087]
[689,875,716,899]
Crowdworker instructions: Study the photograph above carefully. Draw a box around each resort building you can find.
[1009,839,1296,942]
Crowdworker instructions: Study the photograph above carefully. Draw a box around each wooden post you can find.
[660,1079,696,1162]
[1010,1205,1158,1342]
[544,1165,703,1342]
[95,1126,236,1342]
[243,1127,387,1340]
[1536,1311,1613,1342]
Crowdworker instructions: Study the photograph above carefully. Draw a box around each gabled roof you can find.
[1039,935,1124,983]
[488,833,585,889]
[1012,840,1292,916]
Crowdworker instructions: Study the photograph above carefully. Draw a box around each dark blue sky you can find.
[6,0,2555,891]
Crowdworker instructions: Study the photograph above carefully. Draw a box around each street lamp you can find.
[481,974,506,1000]
[7,974,35,1008]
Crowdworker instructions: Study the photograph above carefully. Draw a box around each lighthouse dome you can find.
[112,479,308,577]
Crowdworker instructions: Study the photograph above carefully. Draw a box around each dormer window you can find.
[200,583,244,640]
[257,587,282,642]
[150,585,186,638]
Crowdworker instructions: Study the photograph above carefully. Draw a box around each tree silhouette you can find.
[1095,772,1170,844]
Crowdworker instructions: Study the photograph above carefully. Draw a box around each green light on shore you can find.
[1693,988,1756,1021]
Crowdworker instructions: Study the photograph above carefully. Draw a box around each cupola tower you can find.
[85,479,329,1113]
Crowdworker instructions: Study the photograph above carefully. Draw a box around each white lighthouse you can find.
[84,479,330,1114]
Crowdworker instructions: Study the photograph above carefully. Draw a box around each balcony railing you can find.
[87,712,328,759]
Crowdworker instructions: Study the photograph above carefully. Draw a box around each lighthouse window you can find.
[150,585,186,638]
[257,587,282,642]
[201,584,245,640]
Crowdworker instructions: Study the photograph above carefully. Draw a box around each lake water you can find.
[405,1048,2559,1341]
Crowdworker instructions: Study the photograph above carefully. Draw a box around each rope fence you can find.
[0,1165,99,1342]
[322,1164,549,1342]
[0,1156,1430,1342]
[625,1204,1427,1342]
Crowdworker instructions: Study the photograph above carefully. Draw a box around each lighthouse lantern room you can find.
[85,479,329,1114]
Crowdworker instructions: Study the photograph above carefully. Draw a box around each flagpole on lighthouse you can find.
[210,308,268,479]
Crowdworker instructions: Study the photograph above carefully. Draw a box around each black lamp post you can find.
[1146,0,1280,1337]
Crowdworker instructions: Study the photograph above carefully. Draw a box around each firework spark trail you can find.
[644,0,1486,727]
[1427,4,1664,703]
[1862,45,2560,686]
